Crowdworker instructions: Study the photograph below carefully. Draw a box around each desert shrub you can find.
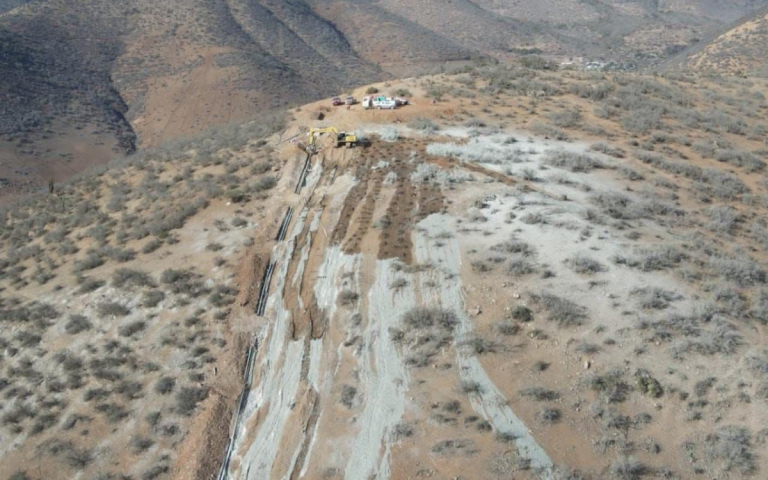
[670,318,742,357]
[532,293,587,327]
[511,305,533,322]
[206,242,224,252]
[538,407,561,425]
[531,122,569,141]
[402,307,458,331]
[155,376,176,395]
[118,321,146,337]
[30,413,58,435]
[143,290,165,308]
[460,337,500,355]
[694,377,716,397]
[613,246,686,271]
[568,255,605,274]
[520,212,545,224]
[142,465,169,480]
[161,269,208,297]
[392,88,411,97]
[408,118,439,134]
[619,166,644,181]
[590,142,625,158]
[704,426,756,475]
[610,456,646,480]
[340,385,357,408]
[548,109,582,128]
[710,257,766,286]
[751,291,768,324]
[587,370,631,403]
[366,86,379,94]
[209,285,237,307]
[507,258,538,276]
[379,127,399,142]
[520,387,560,401]
[132,436,154,454]
[84,388,111,402]
[65,315,92,334]
[78,277,105,294]
[496,321,520,336]
[252,175,277,193]
[631,287,681,310]
[634,369,663,398]
[64,447,94,469]
[95,403,129,423]
[142,238,162,254]
[115,380,143,400]
[74,253,104,272]
[97,302,130,318]
[493,240,535,257]
[338,290,359,306]
[176,386,208,416]
[431,438,475,456]
[460,381,483,394]
[715,149,765,172]
[574,341,600,354]
[100,247,136,263]
[531,361,549,372]
[706,205,740,234]
[113,268,155,289]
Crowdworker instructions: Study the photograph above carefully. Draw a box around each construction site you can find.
[3,70,768,480]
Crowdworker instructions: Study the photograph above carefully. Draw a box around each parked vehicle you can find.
[362,95,396,110]
[394,97,409,106]
[345,96,357,105]
[332,96,343,106]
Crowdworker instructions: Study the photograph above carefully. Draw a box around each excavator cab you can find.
[336,132,357,148]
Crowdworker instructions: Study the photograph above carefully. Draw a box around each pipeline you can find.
[216,336,259,480]
[255,261,276,316]
[295,152,312,194]
[275,206,294,242]
[218,187,300,479]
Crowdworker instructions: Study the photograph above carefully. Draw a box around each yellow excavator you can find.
[306,127,357,153]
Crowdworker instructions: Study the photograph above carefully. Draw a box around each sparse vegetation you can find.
[531,293,588,327]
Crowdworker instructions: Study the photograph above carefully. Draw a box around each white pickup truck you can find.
[362,95,396,110]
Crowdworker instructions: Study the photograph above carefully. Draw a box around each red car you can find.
[332,96,343,106]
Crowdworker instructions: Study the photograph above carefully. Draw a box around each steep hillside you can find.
[674,6,768,76]
[3,64,768,480]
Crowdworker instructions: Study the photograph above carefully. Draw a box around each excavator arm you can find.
[306,127,356,153]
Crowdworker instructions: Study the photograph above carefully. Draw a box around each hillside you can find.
[674,6,768,77]
[3,0,768,200]
[2,64,768,480]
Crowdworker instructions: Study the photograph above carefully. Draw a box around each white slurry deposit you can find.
[230,209,309,480]
[414,214,555,479]
[344,258,414,480]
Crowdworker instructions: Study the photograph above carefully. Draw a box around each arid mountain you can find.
[2,0,768,198]
[671,6,768,76]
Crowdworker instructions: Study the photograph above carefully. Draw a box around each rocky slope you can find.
[672,6,768,76]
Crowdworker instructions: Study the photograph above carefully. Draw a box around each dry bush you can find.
[567,255,606,274]
[531,293,588,327]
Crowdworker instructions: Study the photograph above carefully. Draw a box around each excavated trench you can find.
[218,138,553,480]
